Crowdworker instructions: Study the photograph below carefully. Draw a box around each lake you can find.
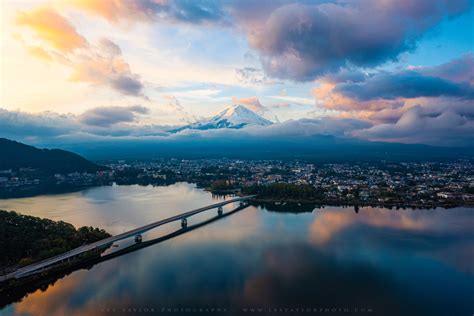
[0,183,473,315]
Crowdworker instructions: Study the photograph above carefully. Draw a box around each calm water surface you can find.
[0,183,473,316]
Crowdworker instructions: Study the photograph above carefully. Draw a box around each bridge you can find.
[0,195,256,282]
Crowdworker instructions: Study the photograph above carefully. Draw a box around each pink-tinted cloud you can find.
[313,56,474,119]
[16,7,87,52]
[70,39,145,97]
[16,6,145,97]
[232,96,267,114]
[309,53,474,145]
[312,81,402,112]
[67,0,162,22]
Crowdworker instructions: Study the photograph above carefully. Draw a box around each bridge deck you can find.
[1,195,255,281]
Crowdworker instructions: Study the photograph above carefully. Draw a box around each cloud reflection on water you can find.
[2,186,473,316]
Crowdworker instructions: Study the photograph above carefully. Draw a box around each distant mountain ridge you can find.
[53,133,474,162]
[0,138,103,174]
[170,104,272,133]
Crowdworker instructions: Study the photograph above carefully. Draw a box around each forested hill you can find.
[0,138,103,174]
[0,210,110,271]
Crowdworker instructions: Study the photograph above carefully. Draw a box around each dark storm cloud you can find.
[79,106,149,127]
[335,71,474,101]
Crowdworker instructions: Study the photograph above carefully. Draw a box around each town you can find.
[1,159,473,208]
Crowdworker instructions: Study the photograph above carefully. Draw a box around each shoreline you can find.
[238,196,474,210]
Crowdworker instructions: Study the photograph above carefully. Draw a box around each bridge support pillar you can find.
[181,218,188,229]
[217,206,223,216]
[135,234,143,243]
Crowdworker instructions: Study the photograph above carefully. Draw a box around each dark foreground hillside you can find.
[0,138,103,174]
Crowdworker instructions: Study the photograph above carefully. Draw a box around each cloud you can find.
[170,116,372,140]
[312,81,402,112]
[79,105,149,127]
[68,38,146,97]
[168,0,227,23]
[2,105,473,146]
[244,0,471,80]
[67,0,227,24]
[22,1,471,87]
[66,0,161,22]
[25,45,54,61]
[312,55,474,119]
[335,71,474,101]
[367,107,407,124]
[418,53,474,84]
[232,96,267,114]
[235,67,279,85]
[0,109,75,140]
[58,0,472,84]
[248,117,373,138]
[268,95,314,107]
[170,88,222,99]
[161,95,197,123]
[16,8,146,97]
[16,7,87,52]
[32,0,471,86]
[0,107,370,143]
[322,68,367,84]
[354,104,474,146]
[0,106,168,142]
[308,56,474,145]
[110,75,144,97]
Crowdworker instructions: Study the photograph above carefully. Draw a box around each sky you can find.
[1,0,473,146]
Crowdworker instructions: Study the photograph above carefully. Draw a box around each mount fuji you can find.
[170,104,273,132]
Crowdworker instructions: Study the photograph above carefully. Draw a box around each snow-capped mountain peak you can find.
[170,104,272,132]
[210,104,272,127]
